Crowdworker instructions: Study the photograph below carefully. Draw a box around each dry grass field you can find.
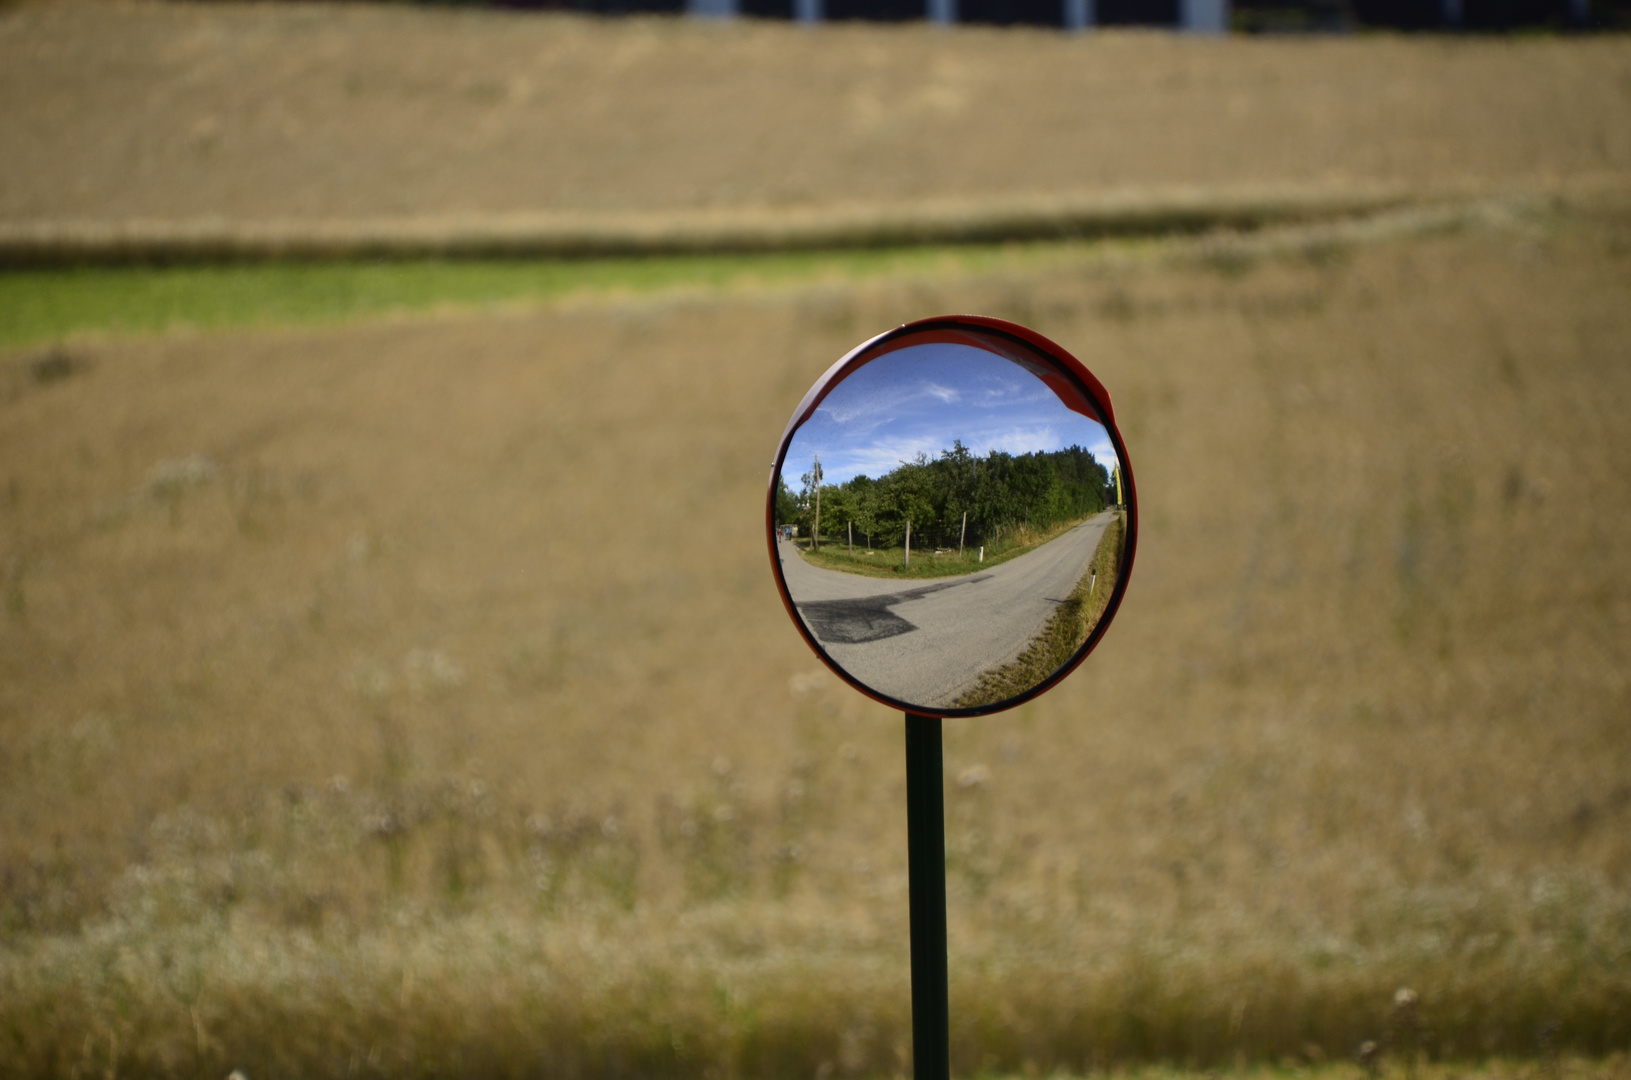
[4,4,1631,1077]
[3,2,1631,228]
[3,194,1630,1076]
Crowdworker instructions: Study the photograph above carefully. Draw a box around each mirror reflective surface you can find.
[768,317,1136,716]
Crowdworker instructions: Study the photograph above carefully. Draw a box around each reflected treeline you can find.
[778,441,1114,550]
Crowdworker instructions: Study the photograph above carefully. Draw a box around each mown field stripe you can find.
[0,181,1516,269]
[3,183,1624,350]
[5,175,1626,270]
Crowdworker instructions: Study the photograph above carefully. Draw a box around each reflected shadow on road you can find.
[797,576,993,644]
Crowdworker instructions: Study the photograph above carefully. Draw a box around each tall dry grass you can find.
[1,198,1630,1075]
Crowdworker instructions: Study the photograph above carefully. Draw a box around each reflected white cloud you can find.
[787,343,1113,485]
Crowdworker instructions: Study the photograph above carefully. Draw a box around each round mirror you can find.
[767,316,1137,717]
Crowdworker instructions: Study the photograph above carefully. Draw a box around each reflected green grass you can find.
[0,242,1107,349]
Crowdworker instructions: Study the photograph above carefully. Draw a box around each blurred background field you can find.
[5,196,1630,1077]
[3,3,1631,1079]
[4,3,1631,228]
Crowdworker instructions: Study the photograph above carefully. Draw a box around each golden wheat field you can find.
[4,3,1631,1078]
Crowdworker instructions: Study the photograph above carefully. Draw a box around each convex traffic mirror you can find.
[767,315,1137,717]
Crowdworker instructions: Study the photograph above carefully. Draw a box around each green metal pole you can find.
[905,714,949,1080]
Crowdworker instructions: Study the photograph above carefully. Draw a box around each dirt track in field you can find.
[3,1,1631,231]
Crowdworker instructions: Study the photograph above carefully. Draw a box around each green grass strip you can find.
[0,242,1105,350]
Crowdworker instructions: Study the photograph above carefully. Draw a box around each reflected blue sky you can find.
[785,342,1115,486]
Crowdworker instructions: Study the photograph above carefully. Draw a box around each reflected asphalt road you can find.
[777,511,1114,709]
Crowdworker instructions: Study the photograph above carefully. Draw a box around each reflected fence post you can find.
[905,714,950,1080]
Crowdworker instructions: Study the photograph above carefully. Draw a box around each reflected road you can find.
[777,511,1114,708]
